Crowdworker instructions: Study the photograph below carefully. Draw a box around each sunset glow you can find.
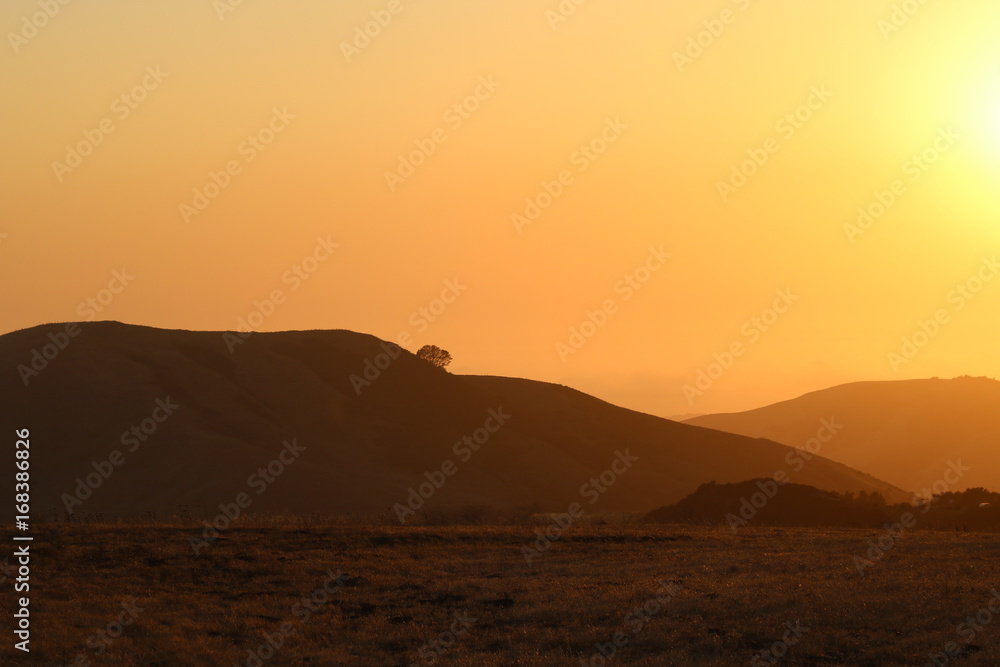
[4,0,1000,418]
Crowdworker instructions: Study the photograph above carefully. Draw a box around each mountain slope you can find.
[686,377,1000,493]
[0,322,907,520]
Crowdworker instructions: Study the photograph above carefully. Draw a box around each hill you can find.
[0,322,907,521]
[686,377,1000,493]
[646,480,1000,531]
[644,479,892,528]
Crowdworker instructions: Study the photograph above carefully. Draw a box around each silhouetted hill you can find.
[647,481,1000,531]
[687,377,1000,493]
[0,322,907,521]
[644,479,891,528]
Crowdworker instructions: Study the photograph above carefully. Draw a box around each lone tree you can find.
[416,344,452,370]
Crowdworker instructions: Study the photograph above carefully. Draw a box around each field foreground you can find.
[6,524,1000,666]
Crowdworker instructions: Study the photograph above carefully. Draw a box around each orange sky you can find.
[3,0,1000,417]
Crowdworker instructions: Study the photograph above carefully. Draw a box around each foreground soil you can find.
[4,523,1000,666]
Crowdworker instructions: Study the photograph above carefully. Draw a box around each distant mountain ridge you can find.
[687,377,1000,493]
[0,322,907,521]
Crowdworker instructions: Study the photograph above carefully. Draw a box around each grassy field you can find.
[6,523,1000,666]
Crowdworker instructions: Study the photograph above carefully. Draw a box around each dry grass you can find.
[7,523,1000,666]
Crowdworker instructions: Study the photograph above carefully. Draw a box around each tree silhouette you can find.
[416,345,452,370]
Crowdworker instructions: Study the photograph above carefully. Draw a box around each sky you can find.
[3,0,1000,418]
